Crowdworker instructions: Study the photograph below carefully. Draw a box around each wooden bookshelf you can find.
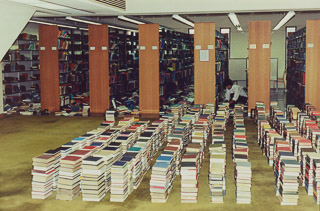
[194,22,216,105]
[39,25,60,112]
[248,21,271,113]
[305,20,320,111]
[88,25,110,115]
[139,24,159,117]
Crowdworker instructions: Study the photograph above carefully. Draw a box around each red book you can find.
[82,146,96,150]
[61,156,81,162]
[71,150,91,156]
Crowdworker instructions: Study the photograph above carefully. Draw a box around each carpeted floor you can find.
[0,115,319,211]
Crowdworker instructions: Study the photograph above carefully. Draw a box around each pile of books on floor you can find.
[31,154,56,199]
[81,156,106,201]
[180,153,198,203]
[105,110,116,122]
[300,148,316,186]
[170,104,183,125]
[110,161,129,202]
[232,108,252,204]
[209,141,226,203]
[278,159,300,205]
[313,159,320,204]
[56,155,82,200]
[150,154,175,203]
[305,152,320,195]
[235,161,251,204]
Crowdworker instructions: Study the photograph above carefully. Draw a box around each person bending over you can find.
[223,79,248,108]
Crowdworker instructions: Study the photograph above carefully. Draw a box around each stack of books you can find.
[94,151,114,192]
[150,155,174,203]
[31,154,56,199]
[105,110,116,122]
[170,104,183,124]
[180,158,198,203]
[43,148,62,191]
[56,155,82,200]
[235,161,252,204]
[278,159,300,205]
[305,153,320,195]
[110,161,129,202]
[81,156,106,201]
[313,159,320,204]
[167,139,183,175]
[209,143,226,203]
[300,148,316,186]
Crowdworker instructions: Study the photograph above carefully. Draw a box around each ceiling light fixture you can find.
[65,16,101,25]
[28,20,55,25]
[118,16,145,25]
[172,14,194,27]
[228,13,243,31]
[273,11,296,30]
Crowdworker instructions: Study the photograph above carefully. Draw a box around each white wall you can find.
[228,29,286,88]
[127,0,320,14]
[0,0,36,114]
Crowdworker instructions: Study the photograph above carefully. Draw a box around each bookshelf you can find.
[194,22,216,105]
[305,20,320,111]
[215,30,229,102]
[139,24,159,117]
[1,33,40,107]
[248,21,271,113]
[286,27,306,109]
[109,28,139,106]
[58,29,89,108]
[88,24,109,114]
[39,25,90,112]
[159,29,194,106]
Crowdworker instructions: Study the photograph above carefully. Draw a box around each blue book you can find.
[157,156,173,162]
[90,142,103,147]
[153,161,170,169]
[113,161,127,167]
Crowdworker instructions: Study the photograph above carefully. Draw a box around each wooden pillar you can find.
[139,24,159,117]
[88,25,109,115]
[39,25,60,112]
[248,21,271,113]
[305,20,320,110]
[194,23,216,105]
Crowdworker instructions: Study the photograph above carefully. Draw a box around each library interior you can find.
[1,0,320,210]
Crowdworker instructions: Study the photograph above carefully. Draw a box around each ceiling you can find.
[4,0,320,32]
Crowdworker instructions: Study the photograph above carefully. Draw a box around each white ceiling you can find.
[4,0,320,32]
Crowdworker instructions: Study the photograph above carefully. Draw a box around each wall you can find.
[0,1,35,114]
[127,0,320,14]
[229,29,286,88]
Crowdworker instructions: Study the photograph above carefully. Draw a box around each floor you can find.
[0,115,319,211]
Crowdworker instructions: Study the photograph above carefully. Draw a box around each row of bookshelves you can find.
[286,27,306,109]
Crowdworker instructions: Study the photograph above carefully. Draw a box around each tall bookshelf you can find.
[1,33,40,108]
[286,27,306,109]
[159,29,194,106]
[109,28,139,106]
[39,25,90,112]
[215,30,229,104]
[58,29,89,107]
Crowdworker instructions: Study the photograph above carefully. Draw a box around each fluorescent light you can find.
[273,11,296,30]
[79,28,89,31]
[228,13,243,31]
[66,16,101,25]
[118,16,145,25]
[29,20,55,25]
[172,14,194,27]
[109,25,138,32]
[189,28,194,35]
